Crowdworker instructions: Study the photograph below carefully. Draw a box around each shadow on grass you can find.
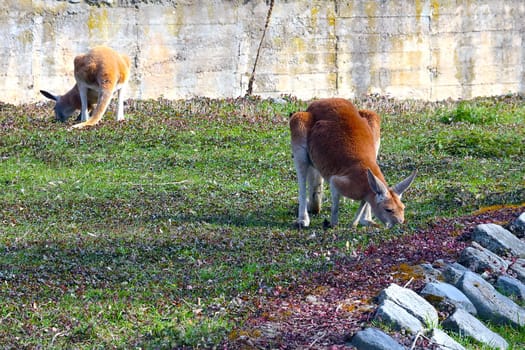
[0,199,316,301]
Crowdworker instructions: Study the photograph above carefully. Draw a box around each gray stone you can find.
[509,258,525,283]
[508,212,525,238]
[349,327,405,350]
[496,275,525,299]
[457,271,525,327]
[419,263,442,282]
[429,328,466,350]
[270,97,287,105]
[472,223,525,258]
[374,299,424,334]
[442,308,509,350]
[377,283,438,327]
[442,262,469,285]
[457,242,509,275]
[420,281,477,315]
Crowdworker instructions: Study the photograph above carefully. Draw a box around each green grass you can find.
[1,95,524,348]
[451,323,525,350]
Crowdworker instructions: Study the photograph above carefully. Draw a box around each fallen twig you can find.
[410,331,422,349]
[50,331,67,347]
[308,331,326,348]
[404,277,414,288]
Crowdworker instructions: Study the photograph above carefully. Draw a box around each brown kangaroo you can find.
[290,98,417,228]
[41,46,131,129]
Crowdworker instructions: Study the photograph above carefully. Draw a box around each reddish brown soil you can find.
[228,205,524,349]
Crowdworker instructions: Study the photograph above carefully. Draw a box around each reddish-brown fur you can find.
[290,98,416,228]
[307,100,384,198]
[74,47,130,89]
[72,46,131,129]
[41,46,131,129]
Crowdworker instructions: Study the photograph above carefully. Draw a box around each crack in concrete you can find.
[245,0,274,96]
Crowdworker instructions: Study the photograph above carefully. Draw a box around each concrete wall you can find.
[1,0,524,103]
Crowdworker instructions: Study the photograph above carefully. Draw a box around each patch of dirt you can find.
[227,205,524,349]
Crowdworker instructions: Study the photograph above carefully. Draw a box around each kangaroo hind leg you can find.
[290,111,314,228]
[307,166,323,214]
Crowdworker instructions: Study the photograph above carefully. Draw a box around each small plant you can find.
[430,127,523,158]
[423,314,439,331]
[450,323,525,350]
[438,100,495,125]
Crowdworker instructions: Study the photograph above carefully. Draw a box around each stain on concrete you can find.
[87,8,109,40]
[454,2,476,99]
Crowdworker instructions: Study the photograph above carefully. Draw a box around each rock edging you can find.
[349,212,525,350]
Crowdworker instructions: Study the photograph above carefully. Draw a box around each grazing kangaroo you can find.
[40,46,131,129]
[289,98,417,228]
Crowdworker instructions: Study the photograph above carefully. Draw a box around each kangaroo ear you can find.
[393,170,417,197]
[367,169,388,198]
[40,90,58,101]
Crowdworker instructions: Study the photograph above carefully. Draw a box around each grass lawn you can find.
[0,95,524,348]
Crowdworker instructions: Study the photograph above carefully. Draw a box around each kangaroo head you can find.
[367,169,417,228]
[40,90,77,122]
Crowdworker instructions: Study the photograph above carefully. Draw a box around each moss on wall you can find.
[87,8,109,34]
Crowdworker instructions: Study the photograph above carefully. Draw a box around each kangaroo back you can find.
[71,46,131,129]
[358,109,381,157]
[306,98,382,185]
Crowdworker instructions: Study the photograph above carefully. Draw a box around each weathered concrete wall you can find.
[1,0,524,103]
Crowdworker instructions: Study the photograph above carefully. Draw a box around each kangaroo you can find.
[40,46,131,129]
[289,98,417,228]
